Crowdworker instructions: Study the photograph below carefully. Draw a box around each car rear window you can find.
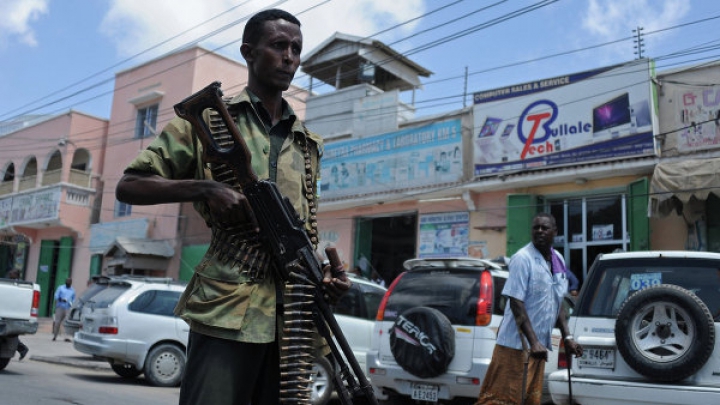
[77,282,109,304]
[577,257,720,320]
[382,269,506,326]
[85,283,131,308]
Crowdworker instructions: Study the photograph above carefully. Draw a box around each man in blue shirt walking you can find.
[477,213,583,405]
[53,278,75,342]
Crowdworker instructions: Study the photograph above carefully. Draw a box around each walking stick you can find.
[565,341,574,405]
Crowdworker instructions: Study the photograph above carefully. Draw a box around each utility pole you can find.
[633,26,645,59]
[463,66,468,108]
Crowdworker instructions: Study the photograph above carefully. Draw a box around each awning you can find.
[650,158,720,218]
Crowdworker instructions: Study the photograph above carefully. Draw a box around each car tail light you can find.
[557,339,568,369]
[475,271,493,326]
[31,290,40,318]
[456,376,480,385]
[97,316,119,334]
[99,326,119,334]
[369,367,386,376]
[376,272,406,321]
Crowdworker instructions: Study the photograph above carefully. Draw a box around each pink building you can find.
[0,111,108,316]
[0,46,308,310]
[95,46,308,280]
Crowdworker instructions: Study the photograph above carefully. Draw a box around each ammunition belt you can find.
[280,282,317,404]
[205,107,272,281]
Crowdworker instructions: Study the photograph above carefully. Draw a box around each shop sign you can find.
[321,119,462,199]
[472,60,657,175]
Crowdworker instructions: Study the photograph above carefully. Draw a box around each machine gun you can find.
[174,81,378,405]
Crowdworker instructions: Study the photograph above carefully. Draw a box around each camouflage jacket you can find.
[124,88,323,343]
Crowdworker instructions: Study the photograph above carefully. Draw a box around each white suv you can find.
[73,276,188,387]
[548,251,720,405]
[366,257,569,404]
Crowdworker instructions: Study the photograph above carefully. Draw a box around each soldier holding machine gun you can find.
[116,9,352,405]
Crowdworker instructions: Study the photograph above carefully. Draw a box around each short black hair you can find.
[534,212,557,228]
[243,9,301,45]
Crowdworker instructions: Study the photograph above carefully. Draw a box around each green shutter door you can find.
[89,254,102,278]
[55,236,73,290]
[36,240,57,317]
[180,244,209,282]
[627,178,650,251]
[506,194,538,257]
[0,244,9,277]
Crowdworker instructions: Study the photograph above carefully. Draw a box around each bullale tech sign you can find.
[472,59,658,175]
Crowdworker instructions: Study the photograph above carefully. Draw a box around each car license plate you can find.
[577,347,615,369]
[411,383,439,402]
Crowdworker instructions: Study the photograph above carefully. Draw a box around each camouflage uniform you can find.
[124,88,323,344]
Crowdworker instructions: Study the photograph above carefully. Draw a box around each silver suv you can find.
[548,251,720,405]
[73,276,188,387]
[366,257,508,404]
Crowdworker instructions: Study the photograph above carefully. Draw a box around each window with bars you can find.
[135,104,158,139]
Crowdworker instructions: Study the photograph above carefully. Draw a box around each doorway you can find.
[550,195,628,286]
[354,213,417,285]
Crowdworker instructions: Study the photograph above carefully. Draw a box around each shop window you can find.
[586,196,622,243]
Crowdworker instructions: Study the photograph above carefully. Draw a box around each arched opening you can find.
[19,157,38,192]
[0,162,15,195]
[69,148,92,187]
[43,150,63,186]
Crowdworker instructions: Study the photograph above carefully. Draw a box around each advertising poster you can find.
[674,85,720,152]
[472,60,657,175]
[321,119,462,199]
[418,211,469,258]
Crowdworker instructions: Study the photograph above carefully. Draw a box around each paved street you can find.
[1,318,180,405]
[6,317,344,405]
[12,317,111,371]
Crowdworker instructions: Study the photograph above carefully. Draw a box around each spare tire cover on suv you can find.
[615,284,715,382]
[390,306,455,378]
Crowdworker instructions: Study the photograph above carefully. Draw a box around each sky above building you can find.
[0,0,717,124]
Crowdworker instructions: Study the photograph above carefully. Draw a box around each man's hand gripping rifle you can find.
[174,81,378,405]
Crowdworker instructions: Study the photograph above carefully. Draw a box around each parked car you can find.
[548,250,720,405]
[64,276,112,336]
[310,274,387,405]
[73,276,188,387]
[72,273,386,398]
[366,257,570,404]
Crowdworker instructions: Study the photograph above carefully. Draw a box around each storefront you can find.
[650,158,720,252]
